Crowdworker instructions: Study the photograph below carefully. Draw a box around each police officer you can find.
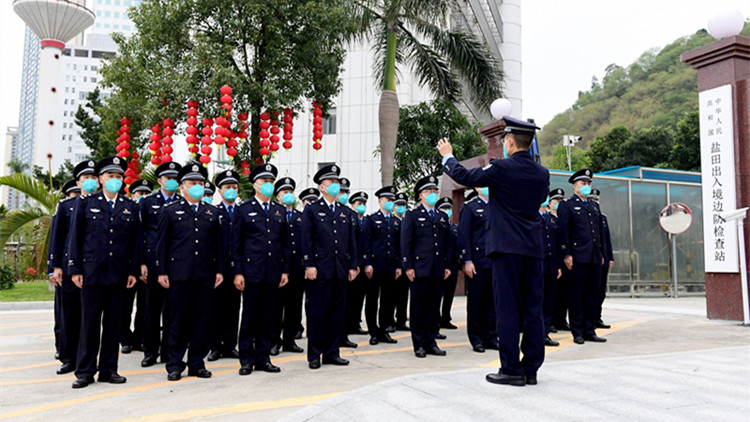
[436,197,459,333]
[301,164,358,369]
[139,162,182,368]
[233,164,289,375]
[207,169,242,361]
[342,182,368,341]
[157,163,223,381]
[67,156,140,389]
[119,179,153,354]
[588,188,614,329]
[272,177,305,354]
[439,116,549,386]
[386,192,410,333]
[459,187,499,353]
[401,176,452,358]
[300,187,320,206]
[557,169,607,345]
[542,188,565,347]
[361,186,400,345]
[202,181,215,204]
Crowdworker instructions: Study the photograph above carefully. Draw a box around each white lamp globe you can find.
[490,98,512,120]
[707,9,745,40]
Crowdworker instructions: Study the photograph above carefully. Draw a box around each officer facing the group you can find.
[542,188,565,347]
[400,176,452,358]
[588,188,614,329]
[557,169,607,345]
[459,187,499,353]
[301,164,358,369]
[233,163,290,375]
[157,163,224,381]
[387,192,410,332]
[207,169,242,361]
[272,177,306,354]
[67,156,141,389]
[436,197,459,333]
[139,162,182,368]
[48,163,94,376]
[361,186,401,345]
[438,116,550,387]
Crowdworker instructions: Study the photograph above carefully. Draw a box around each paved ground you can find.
[1,296,748,421]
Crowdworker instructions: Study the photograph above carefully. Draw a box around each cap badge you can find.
[192,165,198,171]
[266,164,271,171]
[332,165,337,172]
[88,161,94,167]
[113,157,120,164]
[169,163,175,169]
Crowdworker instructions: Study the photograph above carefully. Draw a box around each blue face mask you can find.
[104,178,122,194]
[338,193,349,205]
[135,196,142,203]
[223,188,237,202]
[282,193,295,205]
[81,178,97,193]
[383,201,394,212]
[396,205,406,215]
[503,140,510,159]
[425,193,439,206]
[541,199,549,208]
[201,197,213,204]
[580,185,592,197]
[553,202,559,211]
[188,184,205,200]
[356,204,366,215]
[326,183,341,197]
[164,179,179,193]
[444,209,452,218]
[258,182,274,198]
[481,187,489,198]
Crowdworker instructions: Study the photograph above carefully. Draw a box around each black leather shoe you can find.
[396,324,410,331]
[207,350,221,362]
[549,326,558,333]
[384,326,396,333]
[121,345,132,354]
[322,357,350,366]
[440,321,458,330]
[434,333,447,340]
[426,346,447,356]
[545,336,560,347]
[72,376,95,389]
[57,362,75,375]
[414,347,427,358]
[596,320,611,329]
[223,349,240,359]
[187,368,212,378]
[340,339,358,348]
[141,355,157,367]
[378,333,397,344]
[295,330,303,340]
[484,342,500,350]
[282,343,304,353]
[584,335,607,343]
[269,344,280,356]
[486,371,525,386]
[473,344,486,353]
[256,362,281,373]
[526,375,538,385]
[308,358,321,370]
[167,371,182,381]
[238,365,253,376]
[574,336,585,344]
[98,373,127,384]
[369,337,379,345]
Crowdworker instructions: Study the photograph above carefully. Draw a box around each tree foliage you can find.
[74,88,112,162]
[547,145,591,171]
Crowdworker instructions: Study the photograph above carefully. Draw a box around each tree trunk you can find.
[379,90,399,186]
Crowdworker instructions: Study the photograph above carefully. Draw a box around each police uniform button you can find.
[333,230,337,234]
[109,252,113,256]
[268,252,272,256]
[195,240,199,243]
[434,242,438,246]
[268,241,271,244]
[195,251,199,255]
[195,228,199,232]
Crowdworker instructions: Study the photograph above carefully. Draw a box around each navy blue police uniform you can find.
[344,184,368,338]
[389,192,411,331]
[157,163,223,379]
[542,189,565,344]
[301,164,358,367]
[556,170,607,343]
[67,156,140,387]
[442,116,549,383]
[590,189,614,327]
[361,186,401,344]
[436,197,460,331]
[138,162,182,367]
[458,191,499,351]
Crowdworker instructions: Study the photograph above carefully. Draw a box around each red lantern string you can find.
[161,118,174,162]
[149,123,163,166]
[231,112,248,158]
[116,117,131,159]
[186,100,200,156]
[282,107,293,150]
[312,102,323,151]
[240,160,251,175]
[200,117,214,166]
[259,112,271,158]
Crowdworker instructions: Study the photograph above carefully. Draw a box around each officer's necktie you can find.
[330,204,335,214]
[228,205,234,219]
[165,196,172,204]
[385,215,390,224]
[263,202,269,214]
[192,204,198,214]
[108,200,114,211]
[287,210,292,222]
[429,209,434,220]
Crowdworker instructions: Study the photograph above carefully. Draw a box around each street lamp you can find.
[490,98,512,120]
[562,135,582,171]
[46,153,53,191]
[707,9,746,40]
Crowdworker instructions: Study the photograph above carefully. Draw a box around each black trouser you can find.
[54,284,62,359]
[543,272,558,334]
[598,266,610,321]
[274,274,305,347]
[491,253,545,378]
[76,283,125,378]
[394,274,409,327]
[306,279,346,362]
[467,268,497,347]
[209,274,241,353]
[120,279,146,348]
[144,268,170,360]
[440,271,458,325]
[58,276,81,366]
[409,276,443,351]
[166,280,213,374]
[568,262,602,339]
[344,272,367,333]
[552,269,569,328]
[239,282,278,367]
[365,271,395,338]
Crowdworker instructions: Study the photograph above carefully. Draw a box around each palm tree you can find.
[351,0,504,185]
[0,174,63,276]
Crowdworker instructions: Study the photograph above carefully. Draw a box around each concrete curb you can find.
[0,301,54,311]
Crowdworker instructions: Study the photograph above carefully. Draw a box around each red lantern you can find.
[312,142,322,150]
[201,145,212,155]
[199,155,211,164]
[260,147,270,156]
[283,141,292,150]
[311,103,323,151]
[220,85,232,95]
[226,147,237,156]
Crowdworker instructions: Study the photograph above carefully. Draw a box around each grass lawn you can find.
[0,280,54,302]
